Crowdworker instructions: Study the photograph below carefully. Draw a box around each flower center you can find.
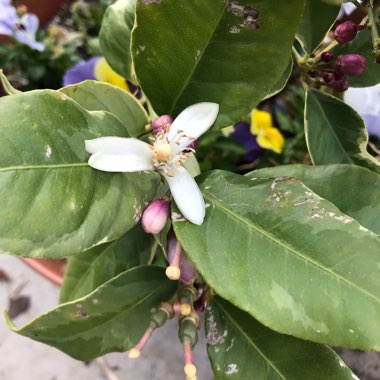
[156,143,172,161]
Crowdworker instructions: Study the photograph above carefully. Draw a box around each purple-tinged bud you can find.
[185,138,200,151]
[179,255,197,284]
[323,72,335,84]
[331,79,350,93]
[152,115,173,134]
[334,21,358,44]
[321,51,334,63]
[141,198,170,235]
[166,234,197,282]
[335,54,367,76]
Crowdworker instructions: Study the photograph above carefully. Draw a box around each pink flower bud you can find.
[331,79,350,92]
[334,21,358,44]
[335,54,367,77]
[321,51,334,63]
[141,198,170,234]
[179,255,197,284]
[323,72,335,84]
[152,115,173,134]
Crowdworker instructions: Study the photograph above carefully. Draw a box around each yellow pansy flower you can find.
[251,109,284,154]
[94,57,129,92]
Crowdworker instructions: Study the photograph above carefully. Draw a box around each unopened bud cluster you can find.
[308,50,368,93]
[304,20,369,92]
[319,52,367,92]
[128,282,205,380]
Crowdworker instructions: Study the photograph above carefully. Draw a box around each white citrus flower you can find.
[85,102,219,225]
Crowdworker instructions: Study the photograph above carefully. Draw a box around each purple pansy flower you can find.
[63,56,99,86]
[230,121,264,161]
[0,1,44,51]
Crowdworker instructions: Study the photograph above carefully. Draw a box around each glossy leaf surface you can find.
[297,0,339,53]
[60,80,149,137]
[99,0,136,79]
[174,170,380,350]
[0,90,159,258]
[249,164,380,235]
[60,224,154,303]
[133,0,304,129]
[207,297,355,380]
[5,266,177,360]
[305,89,380,173]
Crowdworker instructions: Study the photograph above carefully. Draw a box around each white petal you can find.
[88,151,151,172]
[168,102,219,151]
[85,136,152,157]
[164,166,205,225]
[344,84,380,115]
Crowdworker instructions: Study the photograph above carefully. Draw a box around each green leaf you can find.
[5,265,177,361]
[99,0,136,79]
[305,89,380,173]
[249,164,380,235]
[132,0,305,129]
[0,90,160,258]
[297,0,340,53]
[60,224,154,303]
[333,29,380,87]
[0,70,21,95]
[60,80,149,137]
[207,297,355,380]
[174,170,380,350]
[263,58,293,101]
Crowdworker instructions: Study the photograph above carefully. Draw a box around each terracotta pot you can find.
[22,258,66,285]
[21,0,71,25]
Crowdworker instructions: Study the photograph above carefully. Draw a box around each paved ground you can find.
[0,255,214,380]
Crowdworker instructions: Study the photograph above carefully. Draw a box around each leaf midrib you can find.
[214,299,287,380]
[0,163,89,172]
[203,191,380,305]
[28,282,169,342]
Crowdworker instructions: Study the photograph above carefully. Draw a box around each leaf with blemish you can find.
[0,89,160,258]
[5,266,177,360]
[174,170,380,350]
[132,0,304,129]
[207,297,355,380]
[248,164,380,235]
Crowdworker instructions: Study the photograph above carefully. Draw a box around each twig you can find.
[96,357,120,380]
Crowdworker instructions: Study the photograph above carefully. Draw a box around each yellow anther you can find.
[184,363,197,377]
[128,348,141,359]
[156,143,172,161]
[180,303,192,316]
[165,265,181,280]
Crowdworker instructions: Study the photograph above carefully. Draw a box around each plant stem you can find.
[367,5,380,58]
